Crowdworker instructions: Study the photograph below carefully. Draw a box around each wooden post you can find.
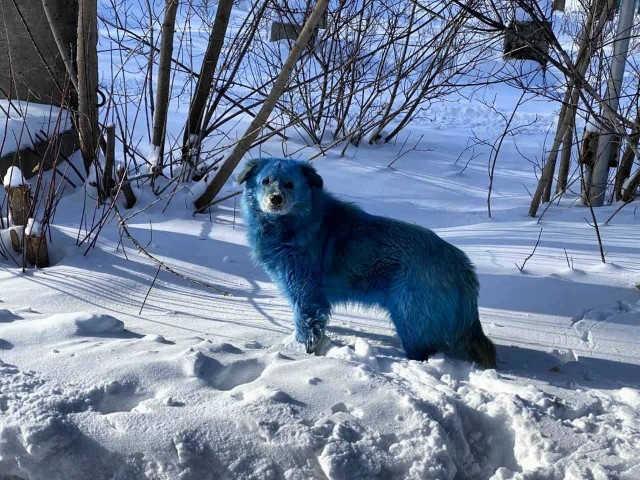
[116,165,137,209]
[103,124,116,196]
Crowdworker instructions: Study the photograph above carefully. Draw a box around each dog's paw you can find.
[305,330,325,354]
[313,334,332,356]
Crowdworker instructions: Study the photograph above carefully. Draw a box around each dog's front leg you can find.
[280,252,330,353]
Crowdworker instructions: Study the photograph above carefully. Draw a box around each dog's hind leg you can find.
[386,288,444,362]
[464,318,496,369]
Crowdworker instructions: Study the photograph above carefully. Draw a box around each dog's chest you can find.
[251,222,318,261]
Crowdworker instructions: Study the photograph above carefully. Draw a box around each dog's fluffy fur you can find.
[239,158,496,368]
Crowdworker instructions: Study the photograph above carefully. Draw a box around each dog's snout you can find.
[270,194,283,206]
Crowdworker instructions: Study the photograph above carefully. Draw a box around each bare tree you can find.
[181,0,234,180]
[149,0,179,172]
[193,0,330,213]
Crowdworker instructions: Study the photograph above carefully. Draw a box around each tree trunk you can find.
[621,158,640,202]
[150,0,179,171]
[76,0,99,175]
[181,0,234,175]
[555,105,575,195]
[588,0,636,207]
[193,0,330,213]
[615,141,637,200]
[528,0,613,217]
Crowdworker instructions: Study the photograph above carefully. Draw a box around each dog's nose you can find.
[270,194,283,206]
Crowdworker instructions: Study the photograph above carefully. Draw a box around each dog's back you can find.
[313,195,495,367]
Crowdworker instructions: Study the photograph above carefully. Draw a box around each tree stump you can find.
[116,165,137,209]
[6,185,32,227]
[9,228,22,252]
[26,233,50,268]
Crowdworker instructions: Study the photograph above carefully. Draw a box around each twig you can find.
[604,196,637,225]
[580,163,606,263]
[115,209,232,296]
[139,264,161,315]
[563,248,573,269]
[516,228,543,272]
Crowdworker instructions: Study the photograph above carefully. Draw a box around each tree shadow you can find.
[327,324,640,391]
[478,271,639,319]
[497,344,640,390]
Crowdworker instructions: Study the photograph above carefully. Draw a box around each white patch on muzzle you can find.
[260,192,289,214]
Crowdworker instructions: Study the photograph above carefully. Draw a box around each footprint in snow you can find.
[0,309,21,323]
[184,351,267,391]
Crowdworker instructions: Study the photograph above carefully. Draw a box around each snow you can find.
[1,4,639,480]
[0,100,72,157]
[2,166,25,188]
[147,144,161,167]
[25,218,41,237]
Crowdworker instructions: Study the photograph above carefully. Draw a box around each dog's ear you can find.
[237,159,262,184]
[300,163,323,189]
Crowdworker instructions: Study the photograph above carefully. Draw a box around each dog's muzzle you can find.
[261,190,288,213]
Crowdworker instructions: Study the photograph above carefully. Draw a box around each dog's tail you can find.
[467,321,497,369]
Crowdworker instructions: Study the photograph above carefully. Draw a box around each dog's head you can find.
[238,158,323,217]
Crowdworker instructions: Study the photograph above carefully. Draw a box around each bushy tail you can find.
[468,323,497,369]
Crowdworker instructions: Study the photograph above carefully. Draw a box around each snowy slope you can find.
[1,126,640,479]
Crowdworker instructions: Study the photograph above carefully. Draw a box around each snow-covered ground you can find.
[2,3,640,479]
[1,119,640,478]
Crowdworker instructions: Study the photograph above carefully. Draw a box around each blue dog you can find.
[239,158,496,368]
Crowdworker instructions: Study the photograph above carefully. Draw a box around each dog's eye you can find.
[261,178,270,186]
[284,181,294,189]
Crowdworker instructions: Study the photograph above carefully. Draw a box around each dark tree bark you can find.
[150,0,179,170]
[181,0,234,175]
